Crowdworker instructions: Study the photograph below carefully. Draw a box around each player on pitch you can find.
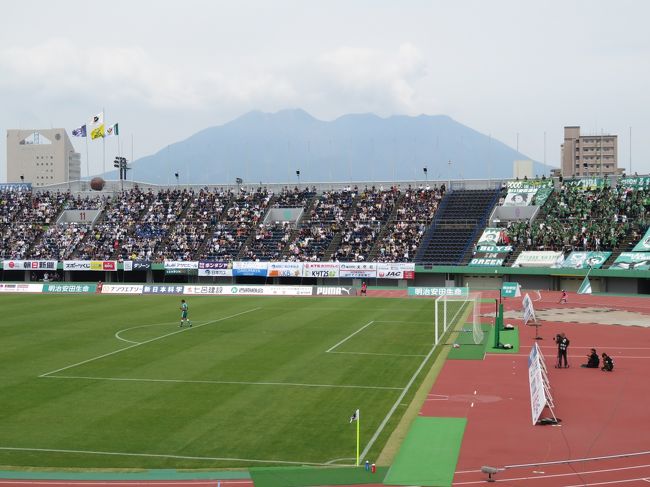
[180,299,191,328]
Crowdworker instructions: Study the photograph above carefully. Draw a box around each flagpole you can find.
[356,409,360,466]
[102,106,106,175]
[85,135,90,177]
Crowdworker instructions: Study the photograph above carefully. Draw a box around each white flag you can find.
[105,123,119,137]
[349,409,359,423]
[88,112,104,126]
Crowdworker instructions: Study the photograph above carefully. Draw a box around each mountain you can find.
[106,109,550,184]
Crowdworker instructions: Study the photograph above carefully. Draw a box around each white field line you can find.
[0,446,327,466]
[42,375,402,391]
[114,321,205,344]
[452,463,650,486]
[359,300,470,462]
[328,351,426,358]
[0,483,252,486]
[373,320,432,324]
[325,321,374,353]
[39,308,262,378]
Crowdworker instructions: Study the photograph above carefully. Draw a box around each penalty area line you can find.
[38,308,262,378]
[0,446,328,466]
[325,321,374,353]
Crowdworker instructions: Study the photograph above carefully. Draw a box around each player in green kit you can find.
[179,299,191,327]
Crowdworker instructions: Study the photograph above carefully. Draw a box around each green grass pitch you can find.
[0,294,464,470]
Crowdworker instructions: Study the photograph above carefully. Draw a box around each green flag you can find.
[578,275,592,295]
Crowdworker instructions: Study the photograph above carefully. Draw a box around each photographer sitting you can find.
[601,353,614,372]
[581,348,600,368]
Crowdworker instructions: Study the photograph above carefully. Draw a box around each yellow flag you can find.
[91,124,105,140]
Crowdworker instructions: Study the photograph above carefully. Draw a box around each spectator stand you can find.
[203,187,272,261]
[285,188,356,262]
[329,187,399,262]
[371,186,444,263]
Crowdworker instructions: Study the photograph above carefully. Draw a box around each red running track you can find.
[422,291,650,486]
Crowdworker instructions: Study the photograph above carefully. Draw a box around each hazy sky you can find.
[1,0,649,181]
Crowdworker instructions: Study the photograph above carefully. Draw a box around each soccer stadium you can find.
[1,176,650,487]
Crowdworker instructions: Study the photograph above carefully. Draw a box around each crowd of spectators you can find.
[202,188,272,260]
[273,186,317,208]
[332,187,399,262]
[375,186,444,262]
[240,222,292,261]
[0,190,68,259]
[506,183,650,252]
[285,189,355,261]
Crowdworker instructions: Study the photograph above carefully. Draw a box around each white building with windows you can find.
[6,129,80,187]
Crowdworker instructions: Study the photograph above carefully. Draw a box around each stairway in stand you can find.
[415,189,500,265]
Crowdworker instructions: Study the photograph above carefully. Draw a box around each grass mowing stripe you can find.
[0,447,328,466]
[42,375,403,391]
[325,321,374,353]
[39,307,261,377]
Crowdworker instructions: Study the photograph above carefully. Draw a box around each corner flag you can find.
[578,275,592,294]
[349,409,360,466]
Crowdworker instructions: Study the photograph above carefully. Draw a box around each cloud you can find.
[310,43,429,115]
[0,39,431,115]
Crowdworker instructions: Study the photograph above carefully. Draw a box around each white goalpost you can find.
[434,292,482,345]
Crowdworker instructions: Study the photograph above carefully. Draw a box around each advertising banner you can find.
[303,262,340,278]
[501,282,521,298]
[63,260,117,271]
[506,180,553,190]
[312,286,357,296]
[339,262,377,278]
[632,228,650,252]
[198,261,233,277]
[0,183,32,191]
[3,260,57,271]
[165,268,198,276]
[476,245,513,253]
[565,178,607,190]
[512,251,564,268]
[132,260,152,271]
[408,287,469,297]
[0,283,43,293]
[101,284,144,294]
[376,263,415,279]
[468,253,505,266]
[164,260,199,270]
[610,252,650,270]
[266,261,303,278]
[184,285,313,296]
[619,176,650,189]
[477,228,503,246]
[528,343,548,425]
[142,284,186,294]
[560,251,611,269]
[503,189,536,206]
[123,261,133,272]
[43,283,97,293]
[232,261,268,277]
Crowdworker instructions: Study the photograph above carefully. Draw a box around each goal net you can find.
[434,292,483,345]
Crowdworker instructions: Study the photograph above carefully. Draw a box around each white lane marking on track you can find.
[325,321,374,353]
[39,308,262,377]
[0,446,327,466]
[453,463,650,485]
[43,375,402,391]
